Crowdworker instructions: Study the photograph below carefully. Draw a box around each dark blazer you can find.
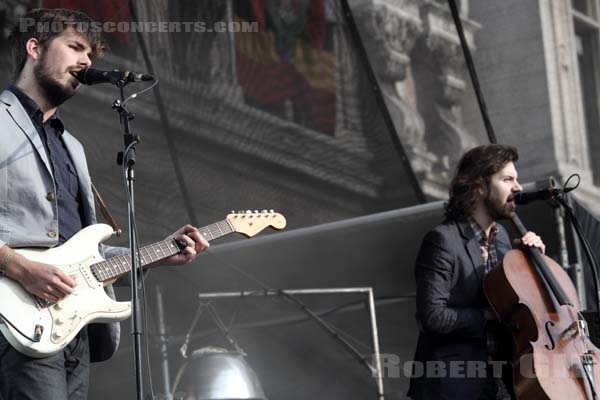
[407,218,512,400]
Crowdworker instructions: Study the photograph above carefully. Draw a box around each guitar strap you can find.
[91,183,122,236]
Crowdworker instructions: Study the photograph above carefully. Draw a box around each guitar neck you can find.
[91,219,233,282]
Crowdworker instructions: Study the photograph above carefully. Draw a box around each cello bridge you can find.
[562,319,589,339]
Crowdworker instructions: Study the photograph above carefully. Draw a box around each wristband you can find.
[0,249,15,278]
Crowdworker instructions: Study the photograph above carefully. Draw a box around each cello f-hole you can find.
[545,320,557,350]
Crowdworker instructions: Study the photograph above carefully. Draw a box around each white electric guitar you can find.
[0,211,286,358]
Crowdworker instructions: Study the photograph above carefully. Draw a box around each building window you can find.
[572,0,598,17]
[572,1,600,185]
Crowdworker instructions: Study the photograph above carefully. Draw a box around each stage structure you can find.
[0,0,600,399]
[176,287,386,399]
[89,198,593,399]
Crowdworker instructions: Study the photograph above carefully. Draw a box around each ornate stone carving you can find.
[415,0,480,185]
[357,0,422,82]
[354,0,437,181]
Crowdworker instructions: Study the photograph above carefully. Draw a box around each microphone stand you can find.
[556,195,600,315]
[113,79,145,400]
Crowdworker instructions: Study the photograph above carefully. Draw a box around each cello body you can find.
[485,249,600,399]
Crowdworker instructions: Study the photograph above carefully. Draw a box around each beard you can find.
[484,192,515,220]
[33,54,77,107]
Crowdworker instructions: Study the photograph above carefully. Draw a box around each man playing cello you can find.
[408,144,545,399]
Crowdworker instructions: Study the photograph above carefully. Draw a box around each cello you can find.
[443,0,600,395]
[484,214,600,399]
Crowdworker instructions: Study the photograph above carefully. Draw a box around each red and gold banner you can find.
[236,0,335,134]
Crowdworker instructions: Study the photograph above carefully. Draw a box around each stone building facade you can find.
[353,0,600,214]
[1,0,599,228]
[466,0,600,215]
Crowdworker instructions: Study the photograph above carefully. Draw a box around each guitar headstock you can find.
[227,210,287,237]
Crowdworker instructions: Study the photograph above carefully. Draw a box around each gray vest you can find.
[0,89,123,362]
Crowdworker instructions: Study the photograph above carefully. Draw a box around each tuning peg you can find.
[261,209,267,213]
[230,210,235,214]
[237,210,244,214]
[269,209,275,213]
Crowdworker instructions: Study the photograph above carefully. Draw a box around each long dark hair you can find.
[445,144,519,220]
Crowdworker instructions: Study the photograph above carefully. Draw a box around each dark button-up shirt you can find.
[469,217,499,273]
[9,85,83,244]
[468,217,503,356]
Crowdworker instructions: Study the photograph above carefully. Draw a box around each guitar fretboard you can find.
[90,219,233,282]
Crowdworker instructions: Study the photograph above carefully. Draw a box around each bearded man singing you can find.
[0,8,209,399]
[407,144,546,400]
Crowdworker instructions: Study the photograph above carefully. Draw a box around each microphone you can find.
[514,177,571,205]
[76,68,154,85]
